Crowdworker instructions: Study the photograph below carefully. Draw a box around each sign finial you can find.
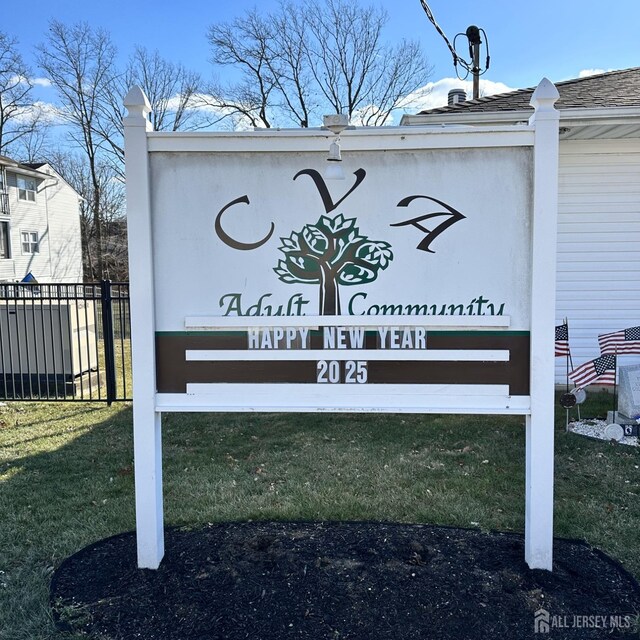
[530,78,560,113]
[124,85,152,120]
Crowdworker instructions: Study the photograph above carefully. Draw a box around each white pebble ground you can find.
[568,419,639,447]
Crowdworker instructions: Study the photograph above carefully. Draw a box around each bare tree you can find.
[130,47,205,132]
[207,12,279,128]
[0,32,44,155]
[10,105,55,162]
[37,23,221,279]
[207,0,432,128]
[96,46,223,172]
[268,4,315,127]
[36,21,117,278]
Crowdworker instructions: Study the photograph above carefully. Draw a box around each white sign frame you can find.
[124,80,559,571]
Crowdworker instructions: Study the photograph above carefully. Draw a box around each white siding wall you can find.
[2,172,52,281]
[42,169,83,282]
[0,167,82,283]
[556,138,640,382]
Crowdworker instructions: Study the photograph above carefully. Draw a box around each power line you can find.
[419,0,458,68]
[418,2,491,97]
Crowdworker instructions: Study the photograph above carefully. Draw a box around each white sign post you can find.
[526,79,560,570]
[124,80,559,571]
[124,87,164,567]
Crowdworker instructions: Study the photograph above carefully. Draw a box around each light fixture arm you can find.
[323,114,349,135]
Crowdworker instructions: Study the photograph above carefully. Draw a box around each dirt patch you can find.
[50,522,640,639]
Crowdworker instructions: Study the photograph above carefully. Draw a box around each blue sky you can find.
[4,0,640,114]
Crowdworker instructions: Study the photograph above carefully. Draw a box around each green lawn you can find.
[0,393,638,639]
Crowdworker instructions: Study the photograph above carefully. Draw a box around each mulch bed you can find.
[50,522,640,639]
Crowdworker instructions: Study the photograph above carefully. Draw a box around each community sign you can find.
[124,79,560,570]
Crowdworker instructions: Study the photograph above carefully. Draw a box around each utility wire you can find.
[419,2,491,82]
[419,0,458,67]
[479,27,491,75]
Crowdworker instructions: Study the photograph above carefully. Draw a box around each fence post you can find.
[100,280,117,405]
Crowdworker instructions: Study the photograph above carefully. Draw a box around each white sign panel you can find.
[150,147,532,413]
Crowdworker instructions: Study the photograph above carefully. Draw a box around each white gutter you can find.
[401,106,640,127]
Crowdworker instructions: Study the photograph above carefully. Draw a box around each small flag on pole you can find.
[570,353,616,387]
[555,323,570,357]
[598,326,640,355]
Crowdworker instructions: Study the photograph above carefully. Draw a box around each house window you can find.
[17,176,37,202]
[21,231,39,255]
[0,221,9,259]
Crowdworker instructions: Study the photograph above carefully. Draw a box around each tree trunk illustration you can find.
[319,263,340,315]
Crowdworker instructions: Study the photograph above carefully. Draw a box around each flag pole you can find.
[565,318,570,431]
[612,346,618,423]
[566,319,580,421]
[565,319,570,393]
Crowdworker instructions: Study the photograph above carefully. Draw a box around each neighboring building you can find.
[401,68,640,382]
[0,155,83,283]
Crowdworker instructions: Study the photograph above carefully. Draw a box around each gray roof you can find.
[0,155,50,178]
[419,67,640,115]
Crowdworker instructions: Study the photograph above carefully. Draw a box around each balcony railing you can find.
[0,192,9,216]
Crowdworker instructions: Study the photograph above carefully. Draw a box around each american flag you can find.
[569,353,616,387]
[555,323,570,357]
[598,326,640,355]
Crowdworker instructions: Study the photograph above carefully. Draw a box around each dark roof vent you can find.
[448,89,467,105]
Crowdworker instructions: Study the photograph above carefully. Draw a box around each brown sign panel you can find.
[156,332,529,395]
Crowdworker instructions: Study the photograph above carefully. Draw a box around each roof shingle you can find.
[418,67,640,115]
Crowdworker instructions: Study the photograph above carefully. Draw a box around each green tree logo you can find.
[274,214,393,315]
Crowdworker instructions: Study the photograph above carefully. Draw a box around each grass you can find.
[0,392,638,639]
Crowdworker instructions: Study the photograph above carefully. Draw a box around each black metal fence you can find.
[0,281,131,403]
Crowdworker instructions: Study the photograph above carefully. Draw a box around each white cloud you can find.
[31,77,52,88]
[151,79,520,131]
[7,75,52,88]
[33,101,66,124]
[187,93,270,131]
[398,77,516,114]
[127,92,267,131]
[7,74,28,86]
[578,68,611,78]
[14,101,66,126]
[350,103,387,126]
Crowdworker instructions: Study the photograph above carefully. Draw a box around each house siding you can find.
[0,166,82,283]
[2,172,51,280]
[41,170,83,282]
[556,138,640,382]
